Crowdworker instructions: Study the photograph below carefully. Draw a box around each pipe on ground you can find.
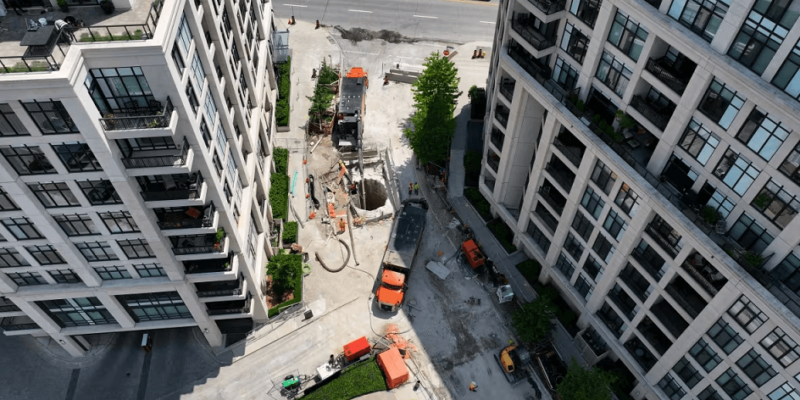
[347,207,359,265]
[315,238,350,272]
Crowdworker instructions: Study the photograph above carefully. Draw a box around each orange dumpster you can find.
[376,347,409,389]
[343,336,370,362]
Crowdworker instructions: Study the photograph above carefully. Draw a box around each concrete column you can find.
[95,292,136,329]
[0,273,18,293]
[709,0,755,54]
[176,285,223,347]
[500,94,546,214]
[12,299,86,357]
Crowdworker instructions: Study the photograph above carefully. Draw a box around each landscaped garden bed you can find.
[516,259,541,285]
[282,221,298,245]
[276,56,291,131]
[487,218,517,253]
[270,147,289,220]
[266,250,303,318]
[464,187,491,221]
[302,358,387,400]
[308,62,338,134]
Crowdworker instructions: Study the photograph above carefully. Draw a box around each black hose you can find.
[315,238,350,272]
[308,174,320,209]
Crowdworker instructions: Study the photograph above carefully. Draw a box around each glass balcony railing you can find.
[511,14,558,51]
[156,202,215,230]
[122,136,188,168]
[630,95,673,131]
[525,0,566,14]
[171,231,226,255]
[99,97,174,131]
[644,57,692,95]
[139,172,203,201]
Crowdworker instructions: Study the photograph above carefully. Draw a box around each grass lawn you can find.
[487,219,517,253]
[464,187,492,221]
[303,358,387,400]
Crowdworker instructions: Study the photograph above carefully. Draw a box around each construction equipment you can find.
[375,199,427,312]
[496,345,532,384]
[461,239,486,271]
[334,67,368,150]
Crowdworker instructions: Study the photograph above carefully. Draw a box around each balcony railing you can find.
[650,300,688,338]
[122,137,188,168]
[511,14,558,51]
[495,108,509,127]
[197,276,242,297]
[0,317,39,331]
[500,82,515,101]
[526,0,566,14]
[140,172,203,201]
[630,95,672,131]
[99,97,174,131]
[197,286,242,298]
[72,0,164,43]
[207,300,251,315]
[0,304,20,312]
[539,187,565,215]
[507,43,551,85]
[631,249,666,281]
[624,337,657,372]
[553,138,584,167]
[645,222,681,259]
[171,231,226,255]
[491,128,505,150]
[545,162,575,192]
[535,205,559,232]
[185,253,233,274]
[156,202,215,230]
[664,285,702,318]
[645,57,690,95]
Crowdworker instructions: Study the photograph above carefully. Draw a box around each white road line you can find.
[413,15,438,19]
[343,51,382,55]
[480,21,495,24]
[283,3,307,7]
[348,9,372,13]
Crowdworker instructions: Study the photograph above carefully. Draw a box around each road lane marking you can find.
[438,0,498,6]
[283,3,307,7]
[413,15,439,19]
[480,21,495,24]
[348,9,372,13]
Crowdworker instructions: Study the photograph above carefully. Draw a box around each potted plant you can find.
[702,206,719,226]
[57,0,69,12]
[742,251,763,270]
[213,228,225,251]
[753,192,772,209]
[100,0,115,14]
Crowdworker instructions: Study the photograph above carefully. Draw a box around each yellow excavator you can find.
[497,344,532,383]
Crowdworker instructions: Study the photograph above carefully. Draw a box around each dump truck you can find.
[334,67,368,149]
[375,200,427,312]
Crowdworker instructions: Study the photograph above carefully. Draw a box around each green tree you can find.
[266,251,301,297]
[511,294,555,343]
[404,52,460,164]
[556,359,617,400]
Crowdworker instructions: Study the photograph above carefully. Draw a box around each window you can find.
[204,92,217,125]
[699,79,746,130]
[28,182,79,208]
[226,150,238,184]
[54,214,98,236]
[75,241,118,262]
[94,266,131,280]
[581,187,605,219]
[662,154,699,193]
[36,297,114,327]
[25,245,64,265]
[48,269,82,284]
[0,248,29,268]
[134,263,166,277]
[708,319,744,355]
[2,217,42,240]
[560,24,588,64]
[714,149,760,196]
[690,339,723,372]
[607,11,648,61]
[116,291,192,322]
[552,57,579,91]
[603,210,627,241]
[51,142,101,172]
[7,271,48,286]
[737,108,790,161]
[526,221,551,253]
[751,179,800,229]
[0,103,28,136]
[175,14,193,56]
[672,357,701,389]
[679,119,719,166]
[737,349,776,387]
[0,145,55,175]
[770,382,800,400]
[668,0,730,41]
[591,160,617,194]
[573,274,593,300]
[213,152,224,176]
[117,239,155,259]
[555,252,576,279]
[659,374,686,400]
[78,180,121,205]
[186,84,199,115]
[614,183,640,217]
[582,255,603,281]
[728,295,768,333]
[609,284,638,319]
[728,213,775,253]
[84,68,154,116]
[564,233,585,261]
[0,187,17,211]
[215,124,228,156]
[21,100,78,134]
[728,0,798,75]
[773,41,800,100]
[569,0,602,27]
[595,51,633,97]
[98,211,138,234]
[761,327,800,367]
[171,44,185,75]
[716,368,753,400]
[572,211,594,241]
[780,141,800,185]
[769,252,800,296]
[592,234,614,263]
[190,52,206,94]
[705,186,736,219]
[699,386,725,400]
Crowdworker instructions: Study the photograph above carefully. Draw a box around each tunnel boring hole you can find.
[359,178,388,211]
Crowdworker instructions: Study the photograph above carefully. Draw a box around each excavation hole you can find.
[360,179,388,211]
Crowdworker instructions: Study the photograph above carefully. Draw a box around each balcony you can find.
[511,13,558,52]
[665,276,707,318]
[494,104,510,128]
[525,0,566,14]
[155,202,216,231]
[535,203,559,232]
[486,148,501,173]
[99,97,175,132]
[553,129,585,167]
[682,253,727,296]
[507,40,552,85]
[597,302,627,338]
[170,231,227,255]
[206,298,251,316]
[637,317,673,355]
[644,57,694,95]
[577,327,608,360]
[121,136,190,172]
[539,179,566,215]
[185,252,234,274]
[490,127,505,151]
[196,276,242,298]
[0,316,40,332]
[608,284,638,321]
[650,298,688,338]
[139,172,204,202]
[630,95,674,131]
[500,78,516,101]
[645,217,682,259]
[619,264,652,301]
[631,241,668,281]
[545,156,576,193]
[624,336,657,372]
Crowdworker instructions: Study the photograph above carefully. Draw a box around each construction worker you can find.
[509,339,515,346]
[469,381,477,392]
[408,182,413,196]
[414,182,419,195]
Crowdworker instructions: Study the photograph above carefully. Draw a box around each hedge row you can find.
[282,221,298,244]
[276,56,291,126]
[464,188,491,221]
[303,358,387,400]
[267,251,303,318]
[270,147,289,220]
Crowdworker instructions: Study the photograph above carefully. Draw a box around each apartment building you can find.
[0,0,279,356]
[482,0,800,398]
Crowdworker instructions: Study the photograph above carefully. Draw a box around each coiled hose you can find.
[315,238,350,272]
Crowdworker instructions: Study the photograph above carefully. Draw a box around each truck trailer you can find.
[375,200,427,312]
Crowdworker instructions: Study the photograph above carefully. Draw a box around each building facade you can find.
[483,0,800,398]
[0,0,278,356]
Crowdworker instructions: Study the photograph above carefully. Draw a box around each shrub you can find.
[309,84,335,125]
[557,359,617,400]
[266,251,303,317]
[702,206,719,224]
[468,85,486,119]
[464,188,491,221]
[487,219,517,253]
[463,151,482,176]
[273,147,289,175]
[270,174,289,220]
[276,98,289,126]
[516,260,541,286]
[303,358,387,400]
[277,56,291,100]
[512,295,555,343]
[282,221,298,244]
[318,61,339,85]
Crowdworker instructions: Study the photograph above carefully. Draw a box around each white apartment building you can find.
[0,0,279,356]
[483,0,800,398]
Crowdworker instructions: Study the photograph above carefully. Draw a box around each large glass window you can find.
[698,79,746,130]
[662,154,698,193]
[779,141,800,185]
[582,255,604,281]
[699,385,724,400]
[204,92,218,125]
[0,145,55,175]
[0,103,28,136]
[573,274,593,300]
[117,291,192,322]
[773,41,800,100]
[569,0,602,27]
[690,338,722,372]
[175,14,193,56]
[51,142,101,172]
[5,272,47,286]
[54,214,98,236]
[736,349,776,387]
[592,234,615,263]
[48,269,82,284]
[75,241,118,261]
[672,357,701,389]
[595,51,633,97]
[98,211,139,234]
[564,233,585,261]
[2,217,42,240]
[728,3,793,75]
[679,118,719,166]
[713,149,760,196]
[728,295,768,333]
[36,297,114,327]
[668,0,730,42]
[25,245,64,265]
[760,327,800,367]
[614,183,640,216]
[28,182,80,208]
[603,210,627,241]
[85,67,154,115]
[0,187,18,211]
[751,179,800,229]
[770,383,800,400]
[21,100,78,134]
[0,248,29,268]
[94,266,131,280]
[591,160,617,194]
[581,187,605,219]
[190,51,206,94]
[728,213,774,253]
[736,108,790,161]
[78,180,121,205]
[607,10,648,61]
[560,23,588,64]
[134,263,167,277]
[555,252,576,279]
[571,211,594,241]
[526,220,551,254]
[708,318,743,355]
[716,368,752,400]
[117,239,155,259]
[552,57,579,91]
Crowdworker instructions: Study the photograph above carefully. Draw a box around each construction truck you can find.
[375,199,427,312]
[334,67,368,149]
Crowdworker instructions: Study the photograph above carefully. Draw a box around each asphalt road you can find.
[272,0,499,43]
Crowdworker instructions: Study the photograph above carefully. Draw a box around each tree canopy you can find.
[403,52,460,164]
[556,359,617,400]
[511,293,555,343]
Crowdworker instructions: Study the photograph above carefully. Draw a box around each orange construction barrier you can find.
[343,336,370,362]
[377,347,409,389]
[328,204,336,219]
